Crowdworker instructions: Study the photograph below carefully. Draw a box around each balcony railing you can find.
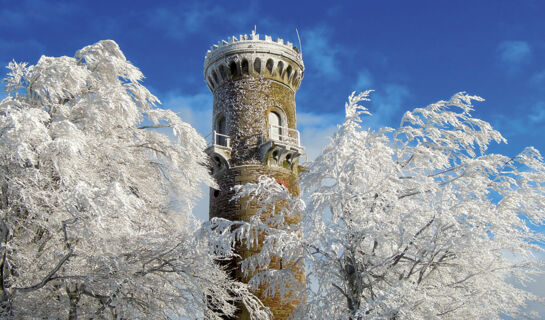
[205,130,231,148]
[268,125,301,147]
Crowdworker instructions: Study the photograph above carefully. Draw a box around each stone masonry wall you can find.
[209,75,303,319]
[212,78,297,166]
[209,165,302,320]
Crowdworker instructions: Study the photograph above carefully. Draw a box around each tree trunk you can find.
[66,286,80,320]
[0,219,10,317]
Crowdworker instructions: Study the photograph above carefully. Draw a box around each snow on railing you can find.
[268,125,301,147]
[205,130,231,148]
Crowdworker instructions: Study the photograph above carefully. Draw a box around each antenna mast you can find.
[296,28,303,54]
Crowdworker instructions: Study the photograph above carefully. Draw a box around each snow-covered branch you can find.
[0,40,262,319]
[224,91,545,319]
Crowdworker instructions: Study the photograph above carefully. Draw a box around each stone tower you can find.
[204,31,304,319]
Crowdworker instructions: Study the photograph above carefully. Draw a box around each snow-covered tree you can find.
[0,40,269,319]
[213,91,545,319]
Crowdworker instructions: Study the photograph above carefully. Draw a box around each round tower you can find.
[204,31,304,319]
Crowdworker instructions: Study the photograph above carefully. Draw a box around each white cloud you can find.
[192,184,210,222]
[0,84,6,100]
[159,91,214,222]
[298,111,343,161]
[524,272,545,317]
[492,101,545,138]
[529,102,545,124]
[497,40,532,73]
[148,6,217,39]
[0,38,45,60]
[363,83,410,129]
[353,69,374,92]
[0,1,76,26]
[531,69,545,87]
[147,3,255,40]
[161,91,213,136]
[302,26,342,78]
[506,250,545,317]
[300,125,338,162]
[298,112,333,126]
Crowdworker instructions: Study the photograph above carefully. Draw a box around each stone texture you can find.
[206,31,304,320]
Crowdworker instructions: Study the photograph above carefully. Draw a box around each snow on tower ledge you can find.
[204,30,305,93]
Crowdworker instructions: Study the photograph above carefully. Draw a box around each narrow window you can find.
[216,115,227,146]
[229,61,238,77]
[266,59,274,75]
[292,73,299,86]
[286,65,293,80]
[241,59,249,75]
[277,61,284,78]
[254,58,261,74]
[268,111,281,141]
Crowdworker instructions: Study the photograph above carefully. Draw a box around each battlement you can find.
[206,31,300,55]
[204,30,305,92]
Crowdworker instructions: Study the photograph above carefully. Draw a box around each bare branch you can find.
[15,249,74,293]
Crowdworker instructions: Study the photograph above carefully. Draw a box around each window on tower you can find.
[241,59,249,75]
[269,111,282,141]
[216,115,227,146]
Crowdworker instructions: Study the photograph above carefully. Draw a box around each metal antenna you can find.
[296,28,302,54]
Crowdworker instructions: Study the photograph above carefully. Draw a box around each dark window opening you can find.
[241,59,249,75]
[266,59,274,75]
[286,65,293,80]
[277,61,284,78]
[229,61,238,77]
[254,58,261,73]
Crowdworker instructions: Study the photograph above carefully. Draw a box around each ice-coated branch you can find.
[14,249,74,293]
[227,91,545,319]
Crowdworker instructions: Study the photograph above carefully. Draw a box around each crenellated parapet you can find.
[204,31,304,93]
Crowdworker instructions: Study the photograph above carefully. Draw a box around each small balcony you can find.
[206,130,231,148]
[205,130,231,173]
[269,124,301,147]
[259,125,303,167]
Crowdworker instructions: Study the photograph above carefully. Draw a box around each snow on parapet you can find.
[204,30,304,93]
[206,30,298,56]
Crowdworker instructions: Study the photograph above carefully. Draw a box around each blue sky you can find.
[4,0,545,212]
[2,0,545,314]
[2,0,545,158]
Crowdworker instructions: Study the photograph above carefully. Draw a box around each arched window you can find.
[241,59,249,75]
[286,65,293,80]
[277,61,284,78]
[216,115,227,146]
[268,111,281,141]
[254,58,261,74]
[229,61,239,77]
[266,59,274,75]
